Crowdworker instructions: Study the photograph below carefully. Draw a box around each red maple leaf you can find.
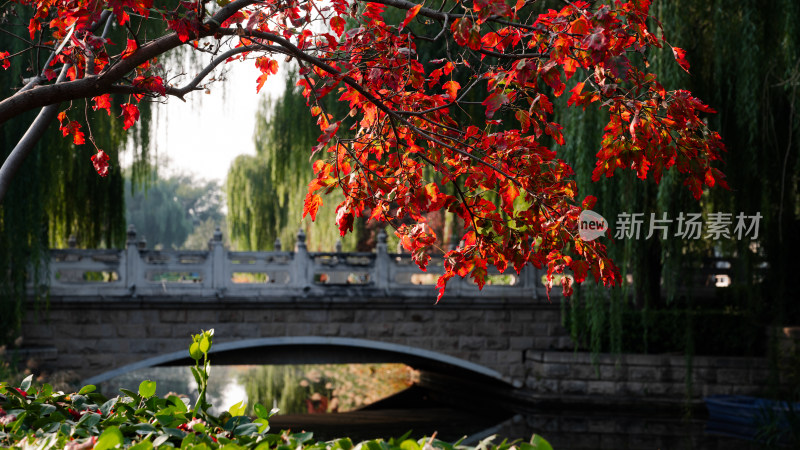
[121,39,138,59]
[0,51,9,70]
[57,112,85,145]
[91,150,110,177]
[167,18,196,43]
[330,16,346,36]
[92,94,112,115]
[672,46,690,73]
[442,80,460,100]
[482,92,508,118]
[119,103,140,130]
[399,4,421,31]
[303,193,323,221]
[132,75,166,100]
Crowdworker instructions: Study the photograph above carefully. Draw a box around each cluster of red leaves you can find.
[300,0,726,300]
[0,51,10,70]
[9,0,726,300]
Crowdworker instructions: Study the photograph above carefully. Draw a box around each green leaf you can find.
[233,422,259,435]
[181,433,197,448]
[133,423,157,434]
[529,435,553,450]
[513,191,531,215]
[95,426,124,450]
[38,403,56,416]
[152,434,169,448]
[77,412,102,428]
[20,374,33,392]
[31,415,58,430]
[78,385,96,394]
[129,440,154,450]
[39,383,53,398]
[394,431,413,443]
[253,403,269,419]
[334,438,354,450]
[255,418,270,434]
[138,380,157,398]
[218,444,246,450]
[199,335,211,354]
[223,416,250,431]
[294,432,314,444]
[167,395,188,413]
[189,342,202,360]
[190,366,203,388]
[191,420,207,433]
[119,388,141,404]
[164,427,186,438]
[229,399,247,417]
[154,413,176,426]
[400,440,420,450]
[100,398,118,416]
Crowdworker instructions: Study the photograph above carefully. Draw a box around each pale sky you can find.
[127,56,288,183]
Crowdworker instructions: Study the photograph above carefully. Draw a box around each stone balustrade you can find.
[39,226,544,300]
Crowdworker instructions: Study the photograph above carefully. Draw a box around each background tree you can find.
[560,0,800,357]
[125,171,226,250]
[0,4,156,344]
[227,70,371,252]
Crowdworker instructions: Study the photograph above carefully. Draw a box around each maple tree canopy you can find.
[0,0,727,300]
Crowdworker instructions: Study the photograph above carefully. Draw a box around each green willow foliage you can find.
[226,71,363,252]
[0,9,155,345]
[560,0,800,355]
[240,365,321,415]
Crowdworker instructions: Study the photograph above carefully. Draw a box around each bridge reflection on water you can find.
[98,364,756,450]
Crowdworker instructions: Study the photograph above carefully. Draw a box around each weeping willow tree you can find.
[559,0,800,357]
[226,70,368,252]
[0,9,155,345]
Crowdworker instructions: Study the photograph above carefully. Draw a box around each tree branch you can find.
[0,0,257,124]
[0,65,69,202]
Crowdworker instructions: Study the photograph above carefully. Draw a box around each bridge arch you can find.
[83,336,513,388]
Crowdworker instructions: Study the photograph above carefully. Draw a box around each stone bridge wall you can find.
[19,295,568,386]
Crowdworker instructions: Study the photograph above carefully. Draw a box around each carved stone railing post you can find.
[209,227,225,293]
[374,229,390,291]
[523,265,540,299]
[124,225,141,292]
[292,229,311,290]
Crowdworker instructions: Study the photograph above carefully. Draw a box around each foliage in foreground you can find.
[0,331,552,449]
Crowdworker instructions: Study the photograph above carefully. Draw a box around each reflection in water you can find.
[99,365,759,448]
[99,363,415,417]
[99,365,250,415]
[240,364,416,415]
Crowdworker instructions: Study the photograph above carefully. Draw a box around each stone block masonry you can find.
[20,294,565,387]
[523,350,770,406]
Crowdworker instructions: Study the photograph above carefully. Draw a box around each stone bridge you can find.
[20,227,568,394]
[19,227,762,406]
